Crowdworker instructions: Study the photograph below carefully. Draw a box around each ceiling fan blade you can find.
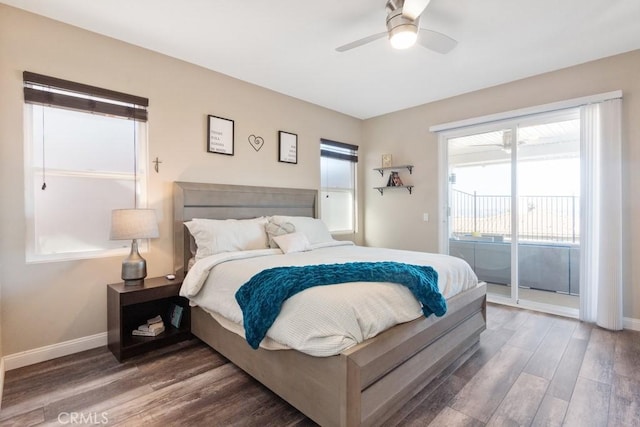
[417,28,458,54]
[335,32,387,52]
[402,0,432,20]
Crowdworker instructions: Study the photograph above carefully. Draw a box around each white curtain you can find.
[579,98,623,330]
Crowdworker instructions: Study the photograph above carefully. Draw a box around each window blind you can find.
[320,138,358,162]
[23,71,148,121]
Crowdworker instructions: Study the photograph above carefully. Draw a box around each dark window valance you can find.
[320,138,358,163]
[23,71,148,121]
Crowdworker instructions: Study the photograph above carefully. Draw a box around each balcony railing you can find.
[451,189,580,243]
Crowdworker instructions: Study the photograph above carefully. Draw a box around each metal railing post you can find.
[473,191,477,233]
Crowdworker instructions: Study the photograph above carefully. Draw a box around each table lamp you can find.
[110,209,159,286]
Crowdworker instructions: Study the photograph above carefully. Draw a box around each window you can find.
[23,72,149,262]
[320,138,358,233]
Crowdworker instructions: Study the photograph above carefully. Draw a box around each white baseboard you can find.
[0,357,5,409]
[624,317,640,331]
[3,332,107,371]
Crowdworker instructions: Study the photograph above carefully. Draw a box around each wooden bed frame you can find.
[173,181,486,427]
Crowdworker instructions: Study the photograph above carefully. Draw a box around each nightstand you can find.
[107,275,191,362]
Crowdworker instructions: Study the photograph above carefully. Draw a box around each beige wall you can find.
[363,49,640,321]
[0,5,363,355]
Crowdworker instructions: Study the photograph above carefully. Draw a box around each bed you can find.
[173,181,486,427]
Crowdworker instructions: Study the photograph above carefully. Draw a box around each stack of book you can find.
[132,315,165,337]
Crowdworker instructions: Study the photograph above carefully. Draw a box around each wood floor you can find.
[1,303,639,426]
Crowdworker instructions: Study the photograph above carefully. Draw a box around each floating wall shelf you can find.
[373,164,414,195]
[373,165,414,176]
[374,185,414,195]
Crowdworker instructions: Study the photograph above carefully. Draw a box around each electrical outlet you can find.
[423,213,429,222]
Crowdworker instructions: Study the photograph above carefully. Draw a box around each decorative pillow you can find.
[269,216,334,245]
[265,221,295,248]
[273,232,311,254]
[184,217,268,260]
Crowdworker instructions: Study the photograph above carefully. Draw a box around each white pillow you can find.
[265,221,295,248]
[273,232,311,254]
[184,217,268,260]
[269,216,333,245]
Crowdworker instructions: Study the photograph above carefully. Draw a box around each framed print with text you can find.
[278,131,297,164]
[207,115,234,155]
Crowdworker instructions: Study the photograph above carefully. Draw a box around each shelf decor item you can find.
[390,171,404,187]
[207,115,234,155]
[382,153,392,168]
[110,209,159,286]
[278,131,298,164]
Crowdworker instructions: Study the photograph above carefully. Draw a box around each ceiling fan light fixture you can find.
[335,0,457,54]
[389,26,418,49]
[386,5,419,50]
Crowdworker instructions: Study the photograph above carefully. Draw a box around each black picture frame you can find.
[278,131,298,164]
[207,115,234,155]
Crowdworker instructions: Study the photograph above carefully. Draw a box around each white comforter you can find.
[180,242,478,357]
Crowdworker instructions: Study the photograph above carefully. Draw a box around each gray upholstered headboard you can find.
[173,182,317,277]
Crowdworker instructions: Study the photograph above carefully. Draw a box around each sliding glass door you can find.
[443,110,580,313]
[515,114,580,310]
[448,127,515,298]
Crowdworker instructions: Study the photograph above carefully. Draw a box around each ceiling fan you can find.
[336,0,457,53]
[473,130,526,153]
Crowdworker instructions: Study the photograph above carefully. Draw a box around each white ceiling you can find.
[3,0,640,119]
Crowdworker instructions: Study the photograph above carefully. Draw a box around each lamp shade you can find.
[110,209,159,240]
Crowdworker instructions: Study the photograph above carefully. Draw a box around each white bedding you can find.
[180,241,478,357]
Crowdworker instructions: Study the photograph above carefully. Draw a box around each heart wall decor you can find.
[248,134,265,152]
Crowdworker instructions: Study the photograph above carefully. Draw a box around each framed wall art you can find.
[207,115,234,155]
[278,131,297,164]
